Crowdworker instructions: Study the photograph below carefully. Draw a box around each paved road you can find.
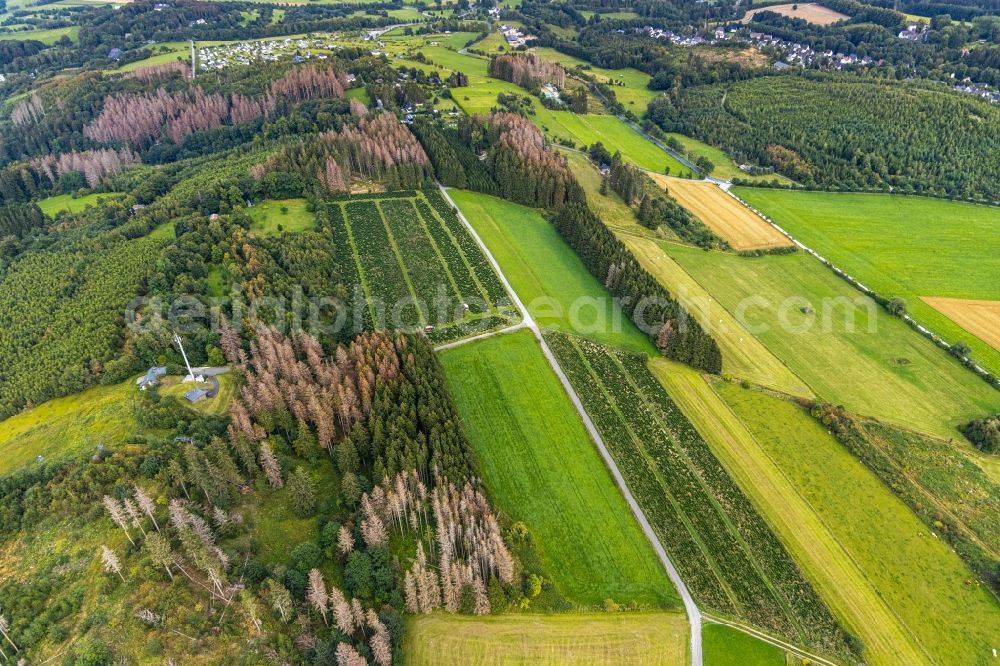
[438,184,704,666]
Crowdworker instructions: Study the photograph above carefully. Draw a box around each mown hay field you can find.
[650,176,792,251]
[742,3,849,25]
[923,296,1000,353]
[404,612,688,665]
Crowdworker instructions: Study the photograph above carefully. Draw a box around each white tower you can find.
[173,333,203,383]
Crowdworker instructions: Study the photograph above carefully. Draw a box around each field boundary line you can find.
[440,184,704,666]
[402,198,466,303]
[339,202,378,324]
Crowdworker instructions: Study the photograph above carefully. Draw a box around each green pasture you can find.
[448,190,654,353]
[247,198,316,235]
[440,329,677,607]
[735,188,1000,375]
[37,192,122,217]
[716,381,1000,666]
[666,243,1000,439]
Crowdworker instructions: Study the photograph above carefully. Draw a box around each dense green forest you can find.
[651,74,1000,198]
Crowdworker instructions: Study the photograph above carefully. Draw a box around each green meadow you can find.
[735,188,1000,374]
[666,244,1000,439]
[448,189,654,353]
[665,134,793,184]
[702,624,784,666]
[247,198,316,235]
[440,330,676,607]
[37,192,122,217]
[0,25,78,44]
[714,381,1000,666]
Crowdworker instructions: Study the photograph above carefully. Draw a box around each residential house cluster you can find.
[898,24,929,41]
[498,24,531,48]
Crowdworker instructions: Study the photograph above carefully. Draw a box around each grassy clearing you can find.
[743,2,849,25]
[735,188,1000,376]
[37,192,122,217]
[702,624,784,666]
[529,46,659,112]
[565,152,810,395]
[651,361,929,665]
[157,374,235,416]
[440,330,677,608]
[663,134,793,184]
[666,243,1000,439]
[404,612,688,665]
[0,380,156,477]
[449,189,654,353]
[710,377,1000,666]
[247,198,316,235]
[0,25,78,44]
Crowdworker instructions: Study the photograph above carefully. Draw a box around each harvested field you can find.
[648,176,792,251]
[742,3,848,25]
[404,612,688,665]
[922,297,1000,352]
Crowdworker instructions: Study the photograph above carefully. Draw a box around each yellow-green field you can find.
[0,380,155,476]
[0,25,78,44]
[565,151,811,395]
[157,374,235,416]
[404,612,688,665]
[653,360,1000,666]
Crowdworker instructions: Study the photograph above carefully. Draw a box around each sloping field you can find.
[706,376,1000,666]
[734,188,1000,375]
[667,244,1000,439]
[0,380,159,476]
[651,361,958,665]
[440,330,677,607]
[923,297,1000,353]
[448,189,654,353]
[650,177,792,251]
[404,612,688,665]
[742,3,848,25]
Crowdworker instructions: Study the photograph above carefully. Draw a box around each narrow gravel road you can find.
[437,184,704,665]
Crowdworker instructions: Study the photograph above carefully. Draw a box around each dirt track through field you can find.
[922,297,1000,352]
[648,176,793,251]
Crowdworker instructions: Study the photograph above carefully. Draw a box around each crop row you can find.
[412,197,489,314]
[543,332,737,615]
[546,332,850,655]
[343,201,423,328]
[575,339,794,635]
[379,198,463,325]
[617,353,848,652]
[423,188,510,307]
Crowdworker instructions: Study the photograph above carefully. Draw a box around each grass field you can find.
[742,2,848,24]
[380,37,681,171]
[666,243,1000,439]
[565,152,811,395]
[0,380,158,477]
[247,198,316,235]
[37,192,122,217]
[702,624,784,666]
[448,189,654,353]
[923,297,1000,352]
[652,362,928,665]
[404,612,688,665]
[649,177,791,251]
[735,188,1000,375]
[709,377,1000,666]
[440,330,677,608]
[528,47,660,112]
[664,134,794,184]
[0,25,78,44]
